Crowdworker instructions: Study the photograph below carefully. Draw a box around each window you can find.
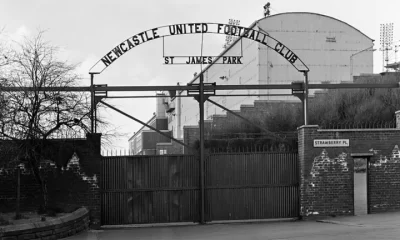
[159,149,167,155]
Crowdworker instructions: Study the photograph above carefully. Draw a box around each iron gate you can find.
[100,152,299,225]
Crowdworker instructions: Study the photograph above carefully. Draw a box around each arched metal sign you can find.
[89,22,309,74]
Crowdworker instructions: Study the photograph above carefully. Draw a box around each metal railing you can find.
[320,120,397,129]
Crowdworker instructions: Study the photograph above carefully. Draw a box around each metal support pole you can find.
[303,71,309,125]
[95,103,97,133]
[199,73,205,224]
[90,74,94,133]
[16,166,21,220]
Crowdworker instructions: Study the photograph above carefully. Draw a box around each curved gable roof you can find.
[187,12,372,85]
[258,12,373,41]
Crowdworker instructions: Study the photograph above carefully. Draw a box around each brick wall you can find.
[0,134,101,229]
[298,125,400,218]
[369,145,400,213]
[183,126,199,154]
[156,139,184,155]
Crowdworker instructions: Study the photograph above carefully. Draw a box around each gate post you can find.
[396,110,400,129]
[302,71,309,125]
[297,125,319,219]
[90,74,95,133]
[85,133,102,229]
[199,73,205,224]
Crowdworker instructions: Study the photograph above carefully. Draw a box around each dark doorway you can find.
[353,157,368,215]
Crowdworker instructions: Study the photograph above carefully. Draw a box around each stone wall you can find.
[0,207,89,240]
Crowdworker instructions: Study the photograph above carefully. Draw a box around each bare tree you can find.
[0,32,92,210]
[0,28,12,123]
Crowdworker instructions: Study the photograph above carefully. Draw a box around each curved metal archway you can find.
[89,22,309,74]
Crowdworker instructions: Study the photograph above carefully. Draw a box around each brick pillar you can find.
[85,133,101,229]
[86,133,101,154]
[396,110,400,129]
[183,126,199,154]
[297,125,319,219]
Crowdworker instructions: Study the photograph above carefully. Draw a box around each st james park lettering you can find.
[164,56,242,65]
[91,23,307,73]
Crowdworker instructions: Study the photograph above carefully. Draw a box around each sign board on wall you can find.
[313,139,349,148]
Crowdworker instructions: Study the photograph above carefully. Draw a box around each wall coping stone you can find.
[317,128,400,132]
[254,100,301,103]
[240,105,254,108]
[0,207,89,237]
[183,125,199,129]
[297,125,319,130]
[141,130,171,133]
[212,114,227,118]
[350,153,374,157]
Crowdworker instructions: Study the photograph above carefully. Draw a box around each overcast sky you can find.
[1,0,399,150]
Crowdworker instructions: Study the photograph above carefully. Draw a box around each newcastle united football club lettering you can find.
[90,23,309,73]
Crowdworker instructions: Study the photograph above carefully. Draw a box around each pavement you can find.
[66,212,400,240]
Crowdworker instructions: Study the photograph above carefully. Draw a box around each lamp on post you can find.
[350,46,374,81]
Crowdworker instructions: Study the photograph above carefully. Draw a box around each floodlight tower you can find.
[223,19,241,49]
[380,23,394,72]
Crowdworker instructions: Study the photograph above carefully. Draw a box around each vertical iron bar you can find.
[90,73,95,133]
[95,98,97,133]
[16,167,21,220]
[303,71,309,125]
[199,73,205,224]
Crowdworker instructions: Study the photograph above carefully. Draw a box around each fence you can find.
[100,151,299,225]
[101,149,136,156]
[0,129,87,140]
[320,120,396,129]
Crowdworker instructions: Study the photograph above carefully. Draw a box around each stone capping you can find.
[141,129,171,133]
[156,142,173,146]
[297,125,319,130]
[183,125,199,129]
[240,105,254,108]
[0,207,89,239]
[317,128,400,132]
[212,114,227,118]
[350,153,374,157]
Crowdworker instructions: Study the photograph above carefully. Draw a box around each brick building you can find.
[128,93,180,155]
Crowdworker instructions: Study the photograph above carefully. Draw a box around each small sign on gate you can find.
[313,139,349,148]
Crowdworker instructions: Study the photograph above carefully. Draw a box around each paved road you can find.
[67,212,400,240]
